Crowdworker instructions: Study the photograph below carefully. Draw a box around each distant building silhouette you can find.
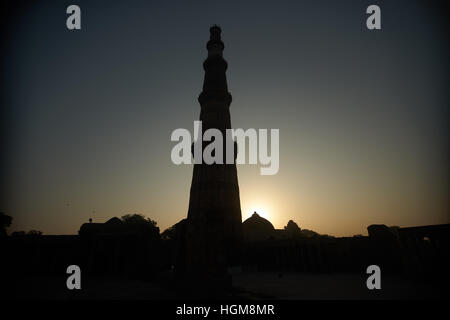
[79,217,123,236]
[242,212,276,242]
[3,212,449,299]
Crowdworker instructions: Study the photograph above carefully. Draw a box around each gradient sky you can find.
[1,0,448,236]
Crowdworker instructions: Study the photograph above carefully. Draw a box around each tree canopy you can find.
[0,212,13,236]
[120,213,160,238]
[121,213,157,227]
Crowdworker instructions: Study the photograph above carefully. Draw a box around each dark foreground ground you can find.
[6,271,446,300]
[232,272,445,299]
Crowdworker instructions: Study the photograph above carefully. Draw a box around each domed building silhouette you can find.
[79,217,124,236]
[242,212,276,242]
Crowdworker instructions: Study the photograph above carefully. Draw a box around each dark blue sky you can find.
[1,0,448,235]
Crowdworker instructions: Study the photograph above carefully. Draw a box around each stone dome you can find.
[242,212,275,242]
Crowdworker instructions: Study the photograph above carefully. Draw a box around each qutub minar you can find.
[182,25,243,286]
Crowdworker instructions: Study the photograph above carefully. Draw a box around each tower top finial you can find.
[209,25,222,40]
[210,24,221,33]
[206,25,224,55]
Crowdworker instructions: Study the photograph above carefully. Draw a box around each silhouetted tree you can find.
[11,231,26,237]
[10,230,43,236]
[27,230,43,236]
[0,212,12,236]
[161,225,176,241]
[121,213,157,226]
[121,213,159,238]
[160,219,187,270]
[161,219,186,241]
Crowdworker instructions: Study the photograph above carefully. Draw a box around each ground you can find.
[232,272,444,299]
[7,272,444,299]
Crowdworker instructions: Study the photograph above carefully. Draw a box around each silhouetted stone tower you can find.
[184,25,243,284]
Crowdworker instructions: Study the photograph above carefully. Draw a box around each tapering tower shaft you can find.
[185,26,242,276]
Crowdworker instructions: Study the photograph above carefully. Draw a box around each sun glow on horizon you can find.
[242,202,274,224]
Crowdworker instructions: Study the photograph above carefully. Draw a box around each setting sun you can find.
[242,200,274,224]
[251,207,269,220]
